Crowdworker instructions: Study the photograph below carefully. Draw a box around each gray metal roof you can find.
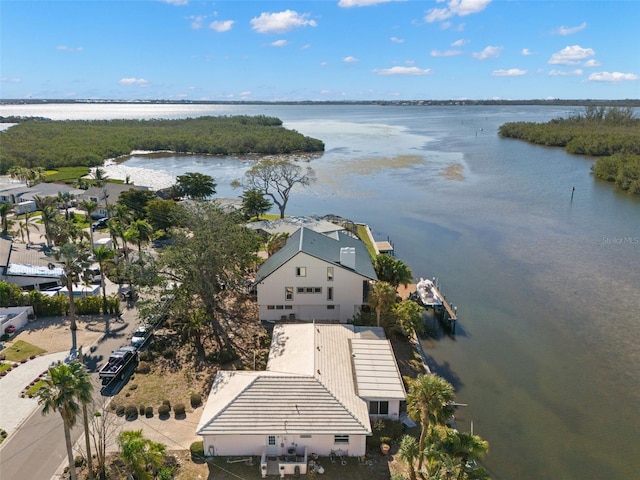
[255,227,377,284]
[351,339,407,400]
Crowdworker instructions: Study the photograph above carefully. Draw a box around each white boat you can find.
[416,277,443,307]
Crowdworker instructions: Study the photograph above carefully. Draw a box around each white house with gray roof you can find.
[254,227,377,323]
[196,323,405,462]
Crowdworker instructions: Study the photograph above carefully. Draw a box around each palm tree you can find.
[79,199,99,247]
[58,191,75,220]
[35,195,58,247]
[117,429,166,480]
[441,430,489,480]
[0,202,14,235]
[36,362,94,480]
[54,242,92,331]
[126,219,153,255]
[94,245,115,312]
[368,280,397,328]
[374,253,413,289]
[266,232,289,257]
[405,373,455,471]
[398,434,421,480]
[93,167,108,187]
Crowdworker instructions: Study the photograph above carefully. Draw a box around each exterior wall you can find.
[1,274,61,291]
[0,306,34,333]
[202,433,367,457]
[257,252,367,323]
[365,399,402,420]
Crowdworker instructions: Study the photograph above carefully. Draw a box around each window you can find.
[300,434,312,439]
[296,287,322,294]
[369,401,389,415]
[276,305,284,310]
[284,305,293,310]
[327,287,334,301]
[296,267,306,277]
[285,287,293,301]
[268,435,276,446]
[314,287,322,294]
[267,305,275,310]
[327,305,335,310]
[334,435,349,445]
[327,267,334,281]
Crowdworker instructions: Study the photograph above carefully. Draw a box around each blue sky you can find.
[1,0,638,101]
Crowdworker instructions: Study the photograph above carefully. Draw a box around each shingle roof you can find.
[196,372,369,435]
[255,227,377,284]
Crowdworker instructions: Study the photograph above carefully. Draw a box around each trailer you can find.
[98,346,138,384]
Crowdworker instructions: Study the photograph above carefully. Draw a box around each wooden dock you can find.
[402,279,458,333]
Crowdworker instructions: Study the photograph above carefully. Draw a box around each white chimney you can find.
[340,247,356,270]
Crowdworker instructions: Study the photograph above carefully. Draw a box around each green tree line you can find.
[498,106,640,194]
[0,115,325,173]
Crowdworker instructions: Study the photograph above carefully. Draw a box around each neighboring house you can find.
[197,323,405,466]
[1,306,35,336]
[247,216,345,238]
[0,180,83,214]
[0,237,63,291]
[78,183,150,218]
[254,227,377,323]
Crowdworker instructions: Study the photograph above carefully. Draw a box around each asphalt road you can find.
[0,310,139,480]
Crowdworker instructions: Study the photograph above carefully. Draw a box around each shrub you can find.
[190,441,205,462]
[74,456,85,468]
[125,405,138,420]
[129,383,138,390]
[163,348,176,359]
[29,355,36,360]
[162,399,171,409]
[158,404,170,417]
[139,351,152,362]
[139,405,146,415]
[174,403,186,416]
[116,405,126,416]
[190,392,202,408]
[145,406,153,418]
[136,362,151,374]
[110,403,117,411]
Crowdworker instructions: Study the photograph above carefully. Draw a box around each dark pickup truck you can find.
[98,346,138,384]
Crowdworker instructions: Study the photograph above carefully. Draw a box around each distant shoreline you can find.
[2,98,639,107]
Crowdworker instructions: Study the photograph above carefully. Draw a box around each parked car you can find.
[91,218,109,231]
[4,325,16,334]
[131,325,149,347]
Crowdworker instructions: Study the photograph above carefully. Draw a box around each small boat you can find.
[416,277,443,307]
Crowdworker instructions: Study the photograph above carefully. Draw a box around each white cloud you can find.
[390,36,405,44]
[521,48,532,56]
[472,45,502,60]
[431,49,463,57]
[373,66,433,75]
[555,22,587,36]
[164,0,188,5]
[548,45,595,65]
[1,77,22,83]
[56,45,83,52]
[339,0,401,6]
[189,15,205,29]
[270,39,288,47]
[451,38,468,47]
[491,68,527,76]
[583,59,601,67]
[425,0,492,23]
[548,69,583,76]
[587,71,639,82]
[119,78,149,86]
[209,20,234,32]
[250,10,317,34]
[343,56,359,63]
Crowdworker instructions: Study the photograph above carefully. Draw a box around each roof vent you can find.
[340,247,356,270]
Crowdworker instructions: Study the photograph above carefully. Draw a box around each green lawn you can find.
[0,362,13,374]
[25,379,47,397]
[1,340,46,362]
[45,166,90,183]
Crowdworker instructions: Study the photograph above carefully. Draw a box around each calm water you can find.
[2,103,639,479]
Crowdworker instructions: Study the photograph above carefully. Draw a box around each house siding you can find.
[202,433,367,457]
[257,252,367,323]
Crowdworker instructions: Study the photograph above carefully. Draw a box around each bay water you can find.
[2,103,638,479]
